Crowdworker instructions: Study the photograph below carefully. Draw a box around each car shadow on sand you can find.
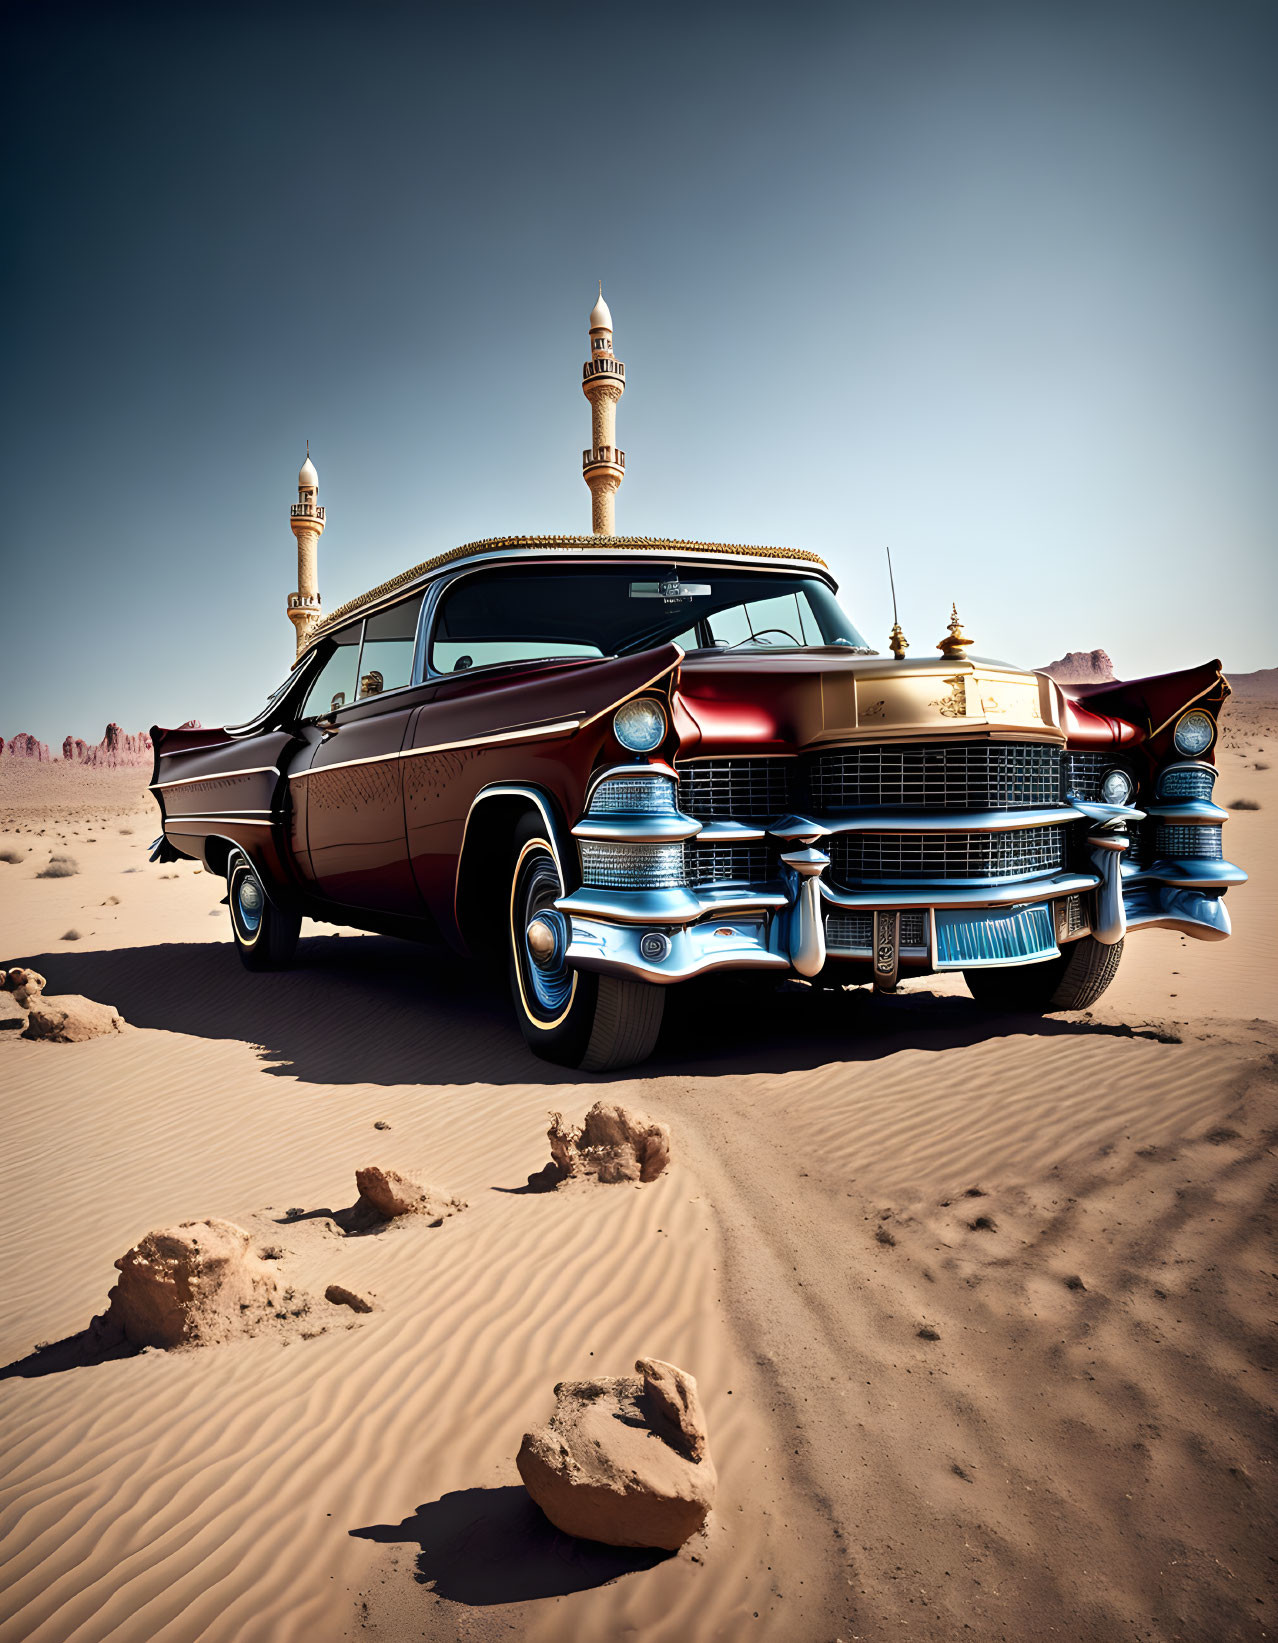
[349,1485,669,1603]
[25,934,1156,1089]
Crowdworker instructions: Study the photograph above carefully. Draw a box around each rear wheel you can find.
[963,935,1123,1012]
[507,814,664,1071]
[227,849,301,971]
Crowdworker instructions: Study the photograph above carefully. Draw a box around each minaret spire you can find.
[582,284,626,534]
[287,446,326,657]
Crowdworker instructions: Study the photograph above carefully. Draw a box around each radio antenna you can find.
[886,546,908,660]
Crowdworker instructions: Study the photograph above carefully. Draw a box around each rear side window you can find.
[356,593,424,698]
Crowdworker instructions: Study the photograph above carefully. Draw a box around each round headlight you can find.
[613,698,667,753]
[1173,710,1215,757]
[1100,767,1135,806]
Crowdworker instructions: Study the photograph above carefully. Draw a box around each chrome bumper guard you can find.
[558,784,1246,984]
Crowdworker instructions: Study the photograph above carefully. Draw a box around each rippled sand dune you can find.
[1,697,1274,1642]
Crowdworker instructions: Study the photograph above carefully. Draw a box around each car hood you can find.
[671,649,1122,757]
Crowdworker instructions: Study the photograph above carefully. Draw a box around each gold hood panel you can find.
[835,657,1062,745]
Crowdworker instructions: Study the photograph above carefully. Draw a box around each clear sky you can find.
[3,0,1275,745]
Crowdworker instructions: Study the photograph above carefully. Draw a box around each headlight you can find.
[1173,710,1215,757]
[1100,767,1135,806]
[613,698,667,753]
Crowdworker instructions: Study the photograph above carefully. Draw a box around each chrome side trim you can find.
[163,808,275,818]
[158,740,234,758]
[818,871,1100,912]
[289,718,581,778]
[165,815,274,828]
[150,766,280,791]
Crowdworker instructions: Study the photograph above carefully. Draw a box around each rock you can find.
[101,1218,281,1348]
[1039,649,1117,684]
[325,1283,375,1313]
[353,1165,466,1223]
[0,993,28,1032]
[517,1358,716,1549]
[4,732,51,761]
[3,966,46,1008]
[23,994,124,1042]
[544,1101,672,1186]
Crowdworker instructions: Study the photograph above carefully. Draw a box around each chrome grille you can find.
[1158,765,1215,801]
[826,911,928,951]
[580,841,686,889]
[684,842,771,887]
[1065,893,1089,936]
[1155,824,1223,860]
[829,826,1065,883]
[1063,751,1135,802]
[677,760,792,820]
[810,742,1061,810]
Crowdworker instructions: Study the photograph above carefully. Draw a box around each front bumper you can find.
[556,794,1247,986]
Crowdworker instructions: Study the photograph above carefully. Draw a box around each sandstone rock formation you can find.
[4,732,51,761]
[517,1358,716,1549]
[353,1165,467,1224]
[1039,649,1117,684]
[4,966,47,1008]
[544,1101,672,1186]
[24,995,124,1042]
[99,1219,282,1348]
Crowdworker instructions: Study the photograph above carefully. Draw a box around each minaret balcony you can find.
[288,592,323,611]
[582,357,625,383]
[583,446,625,474]
[291,503,326,523]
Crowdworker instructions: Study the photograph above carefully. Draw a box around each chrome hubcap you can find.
[526,915,559,965]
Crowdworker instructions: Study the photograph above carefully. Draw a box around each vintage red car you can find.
[150,536,1244,1069]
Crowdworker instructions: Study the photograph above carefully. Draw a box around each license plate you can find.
[934,903,1059,969]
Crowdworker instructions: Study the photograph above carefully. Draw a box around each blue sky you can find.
[3,0,1275,744]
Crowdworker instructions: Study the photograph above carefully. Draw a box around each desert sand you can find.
[1,687,1275,1643]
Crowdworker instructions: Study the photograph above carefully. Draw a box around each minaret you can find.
[287,444,325,656]
[581,284,626,534]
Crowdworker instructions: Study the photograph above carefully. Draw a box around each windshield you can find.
[430,562,872,673]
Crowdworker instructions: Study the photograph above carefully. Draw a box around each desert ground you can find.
[1,686,1275,1643]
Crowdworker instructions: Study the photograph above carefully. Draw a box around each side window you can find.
[300,624,362,719]
[356,592,424,698]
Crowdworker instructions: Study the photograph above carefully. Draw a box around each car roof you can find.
[299,534,830,657]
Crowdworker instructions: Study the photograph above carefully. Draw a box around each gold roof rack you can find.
[301,534,828,654]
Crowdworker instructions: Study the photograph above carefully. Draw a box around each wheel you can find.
[507,813,664,1071]
[963,935,1124,1012]
[227,849,301,971]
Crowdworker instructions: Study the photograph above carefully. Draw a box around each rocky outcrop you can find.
[3,964,125,1041]
[25,994,125,1041]
[1039,649,1117,683]
[517,1358,716,1549]
[353,1165,467,1224]
[544,1102,672,1186]
[4,733,51,761]
[98,1219,282,1348]
[79,724,153,767]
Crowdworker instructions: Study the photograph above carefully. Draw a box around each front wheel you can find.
[507,815,664,1071]
[964,935,1123,1012]
[227,849,301,971]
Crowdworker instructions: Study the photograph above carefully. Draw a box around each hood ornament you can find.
[937,604,974,660]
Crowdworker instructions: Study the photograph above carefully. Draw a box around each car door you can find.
[293,594,430,915]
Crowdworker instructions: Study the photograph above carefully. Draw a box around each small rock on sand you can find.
[325,1283,376,1313]
[354,1165,466,1223]
[0,992,28,1032]
[99,1219,282,1348]
[24,995,124,1042]
[542,1101,672,1187]
[517,1357,715,1549]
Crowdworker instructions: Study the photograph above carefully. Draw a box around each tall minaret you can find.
[287,444,325,656]
[581,285,626,534]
